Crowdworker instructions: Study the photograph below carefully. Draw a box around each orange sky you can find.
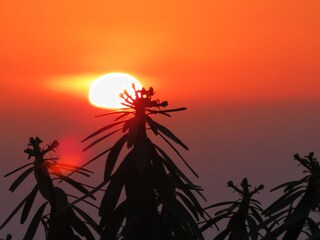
[1,1,320,238]
[1,1,319,104]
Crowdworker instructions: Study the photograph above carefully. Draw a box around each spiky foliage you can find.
[82,85,206,240]
[201,178,265,240]
[262,152,320,240]
[1,137,99,240]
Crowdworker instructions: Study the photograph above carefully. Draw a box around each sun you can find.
[89,72,142,109]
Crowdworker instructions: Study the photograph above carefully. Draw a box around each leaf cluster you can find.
[3,86,320,240]
[1,137,98,240]
[78,86,206,239]
[202,153,320,240]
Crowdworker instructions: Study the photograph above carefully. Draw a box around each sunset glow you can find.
[54,136,86,174]
[46,74,99,98]
[1,1,320,238]
[89,73,142,109]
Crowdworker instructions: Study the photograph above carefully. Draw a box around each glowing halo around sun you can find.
[89,72,142,109]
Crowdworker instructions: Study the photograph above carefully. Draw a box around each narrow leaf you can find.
[120,102,132,108]
[21,185,38,224]
[55,162,93,173]
[99,151,133,219]
[23,202,48,240]
[9,167,33,192]
[205,201,235,210]
[122,117,135,133]
[52,186,93,239]
[62,147,112,181]
[177,192,200,221]
[147,110,171,117]
[249,198,262,205]
[147,119,158,135]
[166,198,204,240]
[54,173,96,200]
[73,205,100,234]
[271,176,309,192]
[153,144,188,182]
[249,206,264,224]
[82,121,126,142]
[264,186,304,214]
[59,180,109,216]
[200,213,230,231]
[282,197,311,227]
[146,107,187,115]
[158,133,198,178]
[214,228,230,240]
[153,143,203,202]
[0,187,35,229]
[95,111,131,118]
[152,147,205,216]
[54,167,90,178]
[114,112,132,121]
[264,190,305,216]
[249,209,290,237]
[100,200,129,238]
[4,163,33,178]
[83,128,122,151]
[55,163,93,173]
[67,194,100,209]
[65,208,95,240]
[146,116,189,150]
[104,134,128,180]
[247,215,258,240]
[215,202,239,216]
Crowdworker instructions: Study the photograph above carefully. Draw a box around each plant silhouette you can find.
[81,85,206,240]
[3,85,320,240]
[262,152,320,240]
[201,178,265,240]
[1,137,99,240]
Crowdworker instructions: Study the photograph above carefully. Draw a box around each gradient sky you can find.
[1,0,320,238]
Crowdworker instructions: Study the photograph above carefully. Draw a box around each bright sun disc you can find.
[89,72,142,109]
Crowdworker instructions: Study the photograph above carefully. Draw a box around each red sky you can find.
[1,1,320,238]
[1,1,320,103]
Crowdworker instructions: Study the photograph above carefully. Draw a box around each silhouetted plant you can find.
[201,178,265,240]
[82,85,206,240]
[4,87,319,240]
[262,152,320,240]
[0,137,99,240]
